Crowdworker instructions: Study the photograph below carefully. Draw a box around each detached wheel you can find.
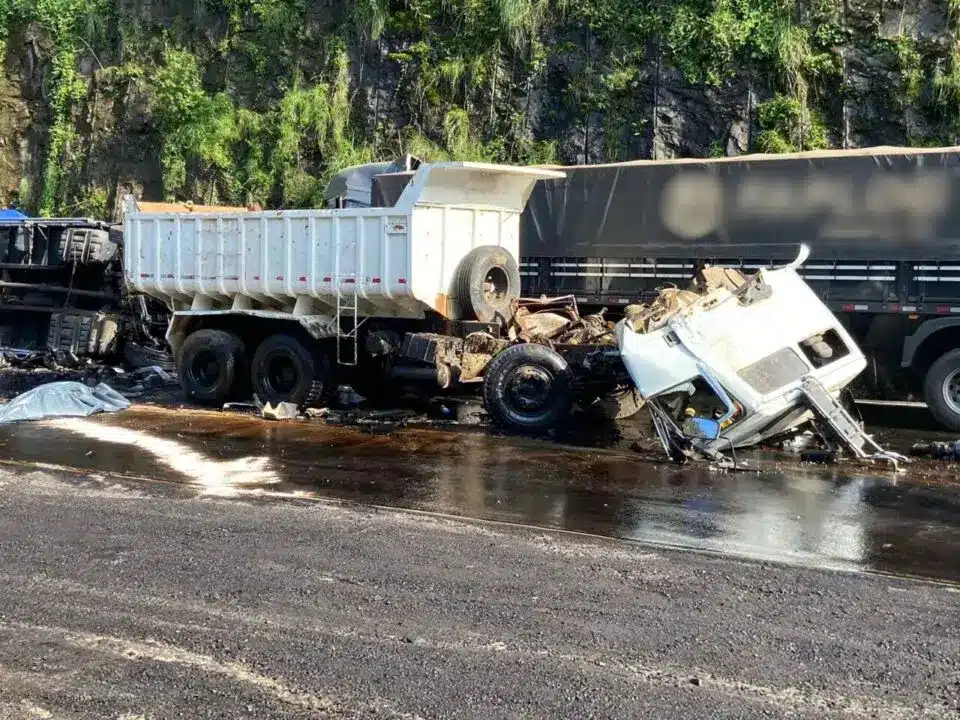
[482,343,573,434]
[252,333,330,408]
[597,386,644,420]
[177,329,247,406]
[453,245,521,323]
[124,340,176,372]
[924,349,960,431]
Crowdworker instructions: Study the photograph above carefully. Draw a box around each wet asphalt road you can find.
[1,407,958,583]
[0,407,957,718]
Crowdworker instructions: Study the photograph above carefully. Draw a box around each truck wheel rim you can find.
[189,350,221,390]
[942,370,960,414]
[483,267,509,304]
[505,365,553,414]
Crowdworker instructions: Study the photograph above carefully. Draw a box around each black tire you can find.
[251,333,330,409]
[453,245,521,323]
[124,340,176,372]
[924,349,960,431]
[349,356,398,407]
[597,386,645,420]
[482,343,573,434]
[176,329,247,406]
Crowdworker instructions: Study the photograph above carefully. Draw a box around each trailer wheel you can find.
[177,329,247,406]
[924,349,960,431]
[252,333,329,409]
[454,245,521,323]
[483,343,572,434]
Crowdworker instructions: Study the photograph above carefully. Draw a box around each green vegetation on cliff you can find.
[1,1,959,216]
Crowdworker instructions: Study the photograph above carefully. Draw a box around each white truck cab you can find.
[615,246,901,465]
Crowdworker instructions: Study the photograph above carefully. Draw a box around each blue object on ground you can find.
[0,382,130,424]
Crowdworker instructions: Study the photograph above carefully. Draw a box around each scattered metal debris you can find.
[507,296,615,346]
[909,440,960,460]
[105,365,178,398]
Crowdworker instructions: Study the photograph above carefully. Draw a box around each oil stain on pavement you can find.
[0,406,957,585]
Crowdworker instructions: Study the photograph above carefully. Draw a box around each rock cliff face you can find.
[0,1,958,218]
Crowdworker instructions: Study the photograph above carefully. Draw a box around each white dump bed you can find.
[123,163,564,320]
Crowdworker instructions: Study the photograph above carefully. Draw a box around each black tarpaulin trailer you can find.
[519,147,960,316]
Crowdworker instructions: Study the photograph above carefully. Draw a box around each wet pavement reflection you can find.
[1,407,958,584]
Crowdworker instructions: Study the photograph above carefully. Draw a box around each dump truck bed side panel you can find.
[124,163,563,320]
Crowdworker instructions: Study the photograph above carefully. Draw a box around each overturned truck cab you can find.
[616,246,904,467]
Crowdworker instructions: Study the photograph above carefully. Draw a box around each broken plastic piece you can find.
[262,402,300,420]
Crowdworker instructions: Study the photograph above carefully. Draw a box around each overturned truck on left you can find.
[0,209,171,365]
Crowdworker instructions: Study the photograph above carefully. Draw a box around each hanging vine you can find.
[2,0,960,211]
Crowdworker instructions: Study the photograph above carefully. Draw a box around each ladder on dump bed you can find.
[800,376,906,467]
[335,273,365,366]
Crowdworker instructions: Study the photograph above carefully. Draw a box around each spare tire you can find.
[453,245,521,323]
[482,343,573,434]
[177,329,247,406]
[251,333,330,408]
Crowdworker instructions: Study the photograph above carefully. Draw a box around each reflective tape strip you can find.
[802,275,896,281]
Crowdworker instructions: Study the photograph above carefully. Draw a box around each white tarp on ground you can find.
[0,382,130,424]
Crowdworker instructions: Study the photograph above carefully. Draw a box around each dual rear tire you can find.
[177,330,330,408]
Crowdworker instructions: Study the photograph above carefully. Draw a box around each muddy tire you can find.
[923,349,960,431]
[482,343,572,434]
[597,386,645,420]
[177,329,247,406]
[453,245,521,323]
[251,333,329,409]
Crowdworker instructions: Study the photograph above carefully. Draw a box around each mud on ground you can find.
[1,364,959,490]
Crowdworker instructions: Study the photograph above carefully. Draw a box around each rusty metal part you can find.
[463,331,507,355]
[624,288,702,334]
[623,267,757,336]
[508,295,615,346]
[512,309,573,341]
[399,332,495,384]
[692,266,747,294]
[458,353,492,381]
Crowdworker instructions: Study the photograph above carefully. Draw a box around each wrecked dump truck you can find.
[616,245,904,467]
[124,163,623,413]
[121,162,641,427]
[121,160,901,466]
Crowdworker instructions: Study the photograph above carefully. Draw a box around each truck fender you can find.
[165,310,338,358]
[900,317,960,368]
